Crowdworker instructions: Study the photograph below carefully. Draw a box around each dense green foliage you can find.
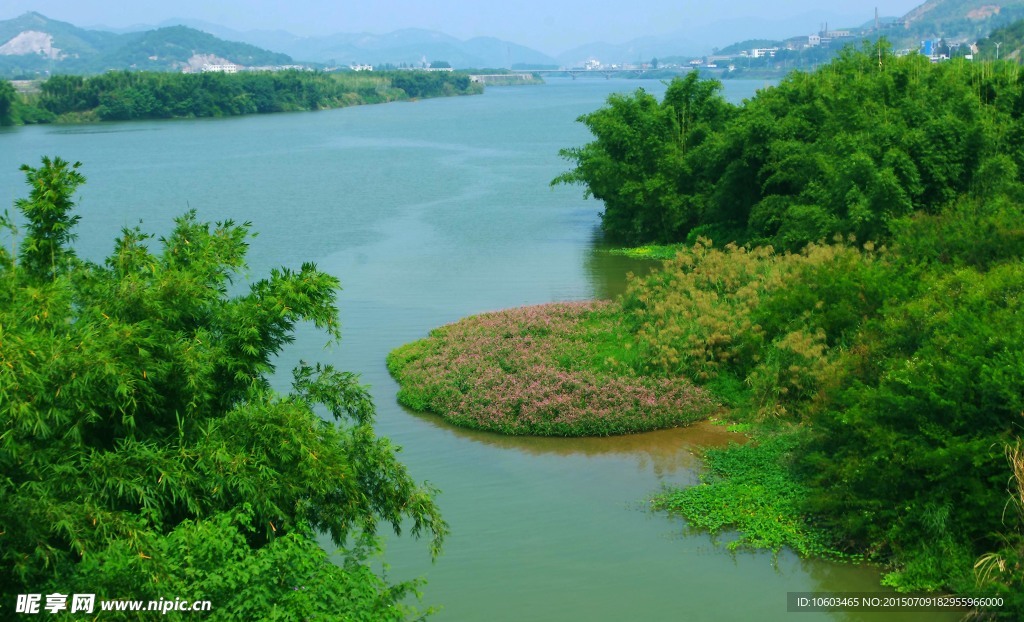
[0,80,14,126]
[548,46,1024,614]
[612,194,1023,607]
[553,71,734,244]
[802,248,1024,592]
[619,208,1023,610]
[556,43,1024,249]
[25,70,478,122]
[385,71,473,99]
[974,442,1024,608]
[1,158,445,619]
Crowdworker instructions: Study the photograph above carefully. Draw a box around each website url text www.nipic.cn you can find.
[15,593,213,615]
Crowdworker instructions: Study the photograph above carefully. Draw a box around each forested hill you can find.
[899,0,1024,43]
[976,17,1024,58]
[0,12,294,78]
[904,0,1024,26]
[99,26,292,71]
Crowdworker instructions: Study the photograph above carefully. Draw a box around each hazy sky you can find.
[6,1,926,54]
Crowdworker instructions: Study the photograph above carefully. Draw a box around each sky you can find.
[6,1,927,54]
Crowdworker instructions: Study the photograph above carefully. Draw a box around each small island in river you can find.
[387,300,715,436]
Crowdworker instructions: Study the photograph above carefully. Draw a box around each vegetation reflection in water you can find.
[398,407,743,478]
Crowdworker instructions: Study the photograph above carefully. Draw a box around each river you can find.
[0,77,955,621]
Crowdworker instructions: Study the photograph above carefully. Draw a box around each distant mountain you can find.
[0,12,293,77]
[0,11,555,76]
[0,11,124,74]
[975,16,1024,59]
[102,26,292,71]
[671,0,1024,68]
[552,10,883,65]
[124,18,557,68]
[897,0,1024,43]
[9,2,1022,81]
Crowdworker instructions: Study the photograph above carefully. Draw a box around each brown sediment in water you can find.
[402,406,745,475]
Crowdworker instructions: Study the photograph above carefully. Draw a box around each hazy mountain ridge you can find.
[896,0,1024,42]
[109,26,292,70]
[544,1,1024,65]
[110,18,557,68]
[553,10,883,65]
[5,1,1024,80]
[0,11,124,60]
[0,12,294,76]
[0,12,560,72]
[975,14,1024,58]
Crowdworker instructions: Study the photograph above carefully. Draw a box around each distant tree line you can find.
[0,69,480,124]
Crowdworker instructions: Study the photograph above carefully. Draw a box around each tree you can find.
[0,158,445,618]
[0,80,16,126]
[553,73,733,244]
[13,157,84,280]
[557,44,1024,250]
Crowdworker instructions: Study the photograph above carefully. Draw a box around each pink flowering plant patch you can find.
[387,301,716,436]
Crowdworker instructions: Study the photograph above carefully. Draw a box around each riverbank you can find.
[0,69,483,125]
[468,72,545,86]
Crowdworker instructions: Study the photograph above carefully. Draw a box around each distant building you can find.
[808,34,821,47]
[351,64,373,71]
[751,47,779,58]
[201,63,239,73]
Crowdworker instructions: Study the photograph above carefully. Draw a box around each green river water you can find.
[0,78,959,621]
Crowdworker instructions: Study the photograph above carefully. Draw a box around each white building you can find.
[201,63,239,73]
